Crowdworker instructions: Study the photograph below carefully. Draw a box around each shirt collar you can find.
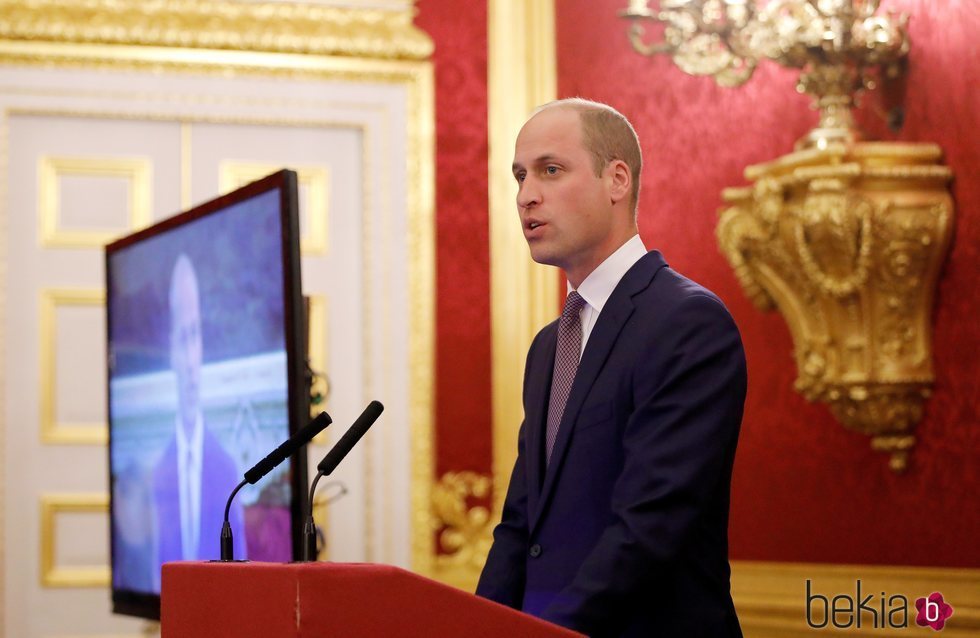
[571,234,647,313]
[175,411,204,458]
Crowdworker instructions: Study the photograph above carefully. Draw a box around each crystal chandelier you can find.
[621,0,909,148]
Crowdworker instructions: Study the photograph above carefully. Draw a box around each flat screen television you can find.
[105,169,308,619]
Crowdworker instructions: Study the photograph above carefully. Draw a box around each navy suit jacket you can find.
[476,251,746,637]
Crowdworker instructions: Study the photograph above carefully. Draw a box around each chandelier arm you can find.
[627,21,678,57]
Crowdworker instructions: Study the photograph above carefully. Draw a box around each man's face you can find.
[512,107,617,285]
[170,267,202,429]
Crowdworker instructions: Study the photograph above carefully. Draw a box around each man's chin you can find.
[527,247,560,268]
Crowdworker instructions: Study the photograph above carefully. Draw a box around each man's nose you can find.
[517,180,540,209]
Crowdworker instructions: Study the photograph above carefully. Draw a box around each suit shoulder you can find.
[647,267,734,317]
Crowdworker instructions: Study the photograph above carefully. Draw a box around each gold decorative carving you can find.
[39,288,107,445]
[621,1,909,150]
[38,155,152,248]
[432,471,493,590]
[718,143,953,472]
[40,492,111,588]
[0,0,432,61]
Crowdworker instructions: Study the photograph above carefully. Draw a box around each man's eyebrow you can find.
[512,154,561,173]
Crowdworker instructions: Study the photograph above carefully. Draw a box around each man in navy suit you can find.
[152,254,245,587]
[476,99,746,637]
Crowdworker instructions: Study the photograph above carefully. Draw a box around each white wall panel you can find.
[1,56,425,637]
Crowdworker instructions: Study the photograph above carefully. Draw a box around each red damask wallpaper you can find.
[414,1,494,477]
[555,0,980,567]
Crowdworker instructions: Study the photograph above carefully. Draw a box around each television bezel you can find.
[104,169,309,620]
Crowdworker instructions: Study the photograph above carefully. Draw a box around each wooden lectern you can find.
[162,561,583,637]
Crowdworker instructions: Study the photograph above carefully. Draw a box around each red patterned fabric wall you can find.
[555,0,980,566]
[414,1,493,479]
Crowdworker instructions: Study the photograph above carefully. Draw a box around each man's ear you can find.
[607,159,631,205]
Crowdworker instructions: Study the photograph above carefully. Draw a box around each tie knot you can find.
[563,291,585,318]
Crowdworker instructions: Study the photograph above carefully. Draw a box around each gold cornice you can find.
[0,0,433,61]
[0,40,431,83]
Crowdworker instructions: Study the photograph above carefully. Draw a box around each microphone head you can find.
[243,411,332,485]
[303,411,333,441]
[362,400,384,422]
[316,401,384,475]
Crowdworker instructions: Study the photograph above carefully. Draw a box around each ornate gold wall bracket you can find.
[718,143,953,472]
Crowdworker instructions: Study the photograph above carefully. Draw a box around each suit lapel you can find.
[530,251,668,535]
[525,322,557,524]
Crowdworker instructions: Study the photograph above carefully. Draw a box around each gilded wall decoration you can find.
[432,471,493,590]
[718,144,953,471]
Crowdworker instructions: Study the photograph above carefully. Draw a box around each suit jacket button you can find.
[529,544,542,558]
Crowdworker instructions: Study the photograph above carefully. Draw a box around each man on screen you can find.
[153,254,245,575]
[476,99,746,637]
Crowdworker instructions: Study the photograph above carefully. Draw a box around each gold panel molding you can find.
[432,471,493,591]
[219,161,330,256]
[732,561,980,637]
[718,143,954,471]
[306,294,330,441]
[40,492,111,588]
[0,0,433,61]
[38,155,152,248]
[39,288,107,445]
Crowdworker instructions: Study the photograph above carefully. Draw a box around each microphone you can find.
[219,411,332,561]
[318,401,383,476]
[244,411,332,485]
[303,401,384,561]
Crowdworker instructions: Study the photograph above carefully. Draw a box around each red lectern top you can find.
[162,561,583,637]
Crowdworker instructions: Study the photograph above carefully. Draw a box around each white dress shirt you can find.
[571,234,647,356]
[175,412,204,560]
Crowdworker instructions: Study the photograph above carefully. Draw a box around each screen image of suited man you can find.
[476,99,747,637]
[152,254,246,574]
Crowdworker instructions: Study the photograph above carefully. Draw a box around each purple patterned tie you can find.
[546,291,586,465]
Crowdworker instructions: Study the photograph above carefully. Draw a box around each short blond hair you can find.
[538,97,642,215]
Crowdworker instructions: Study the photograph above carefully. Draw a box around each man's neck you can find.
[565,230,640,289]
